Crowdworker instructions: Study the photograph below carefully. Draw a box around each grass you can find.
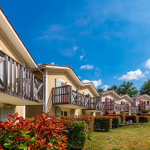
[84,124,150,150]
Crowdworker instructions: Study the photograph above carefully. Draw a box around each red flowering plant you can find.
[0,111,69,150]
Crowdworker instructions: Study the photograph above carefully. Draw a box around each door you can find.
[64,111,67,117]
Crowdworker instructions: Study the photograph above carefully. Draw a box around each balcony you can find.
[0,50,44,105]
[139,104,150,111]
[106,102,137,114]
[52,85,102,111]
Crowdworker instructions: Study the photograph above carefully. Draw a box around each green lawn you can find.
[84,124,150,150]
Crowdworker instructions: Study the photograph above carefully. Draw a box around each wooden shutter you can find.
[121,101,124,105]
[55,79,62,87]
[70,110,75,116]
[55,108,61,116]
[90,112,93,116]
[0,108,13,122]
[106,97,109,109]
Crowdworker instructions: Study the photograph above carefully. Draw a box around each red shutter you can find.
[147,101,149,106]
[113,99,116,103]
[106,97,109,109]
[121,101,124,105]
[127,102,129,105]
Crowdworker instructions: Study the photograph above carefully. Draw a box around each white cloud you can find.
[82,79,102,88]
[114,76,117,78]
[80,55,84,60]
[101,85,109,91]
[51,62,55,65]
[73,46,78,51]
[118,69,148,81]
[145,59,150,69]
[80,64,94,69]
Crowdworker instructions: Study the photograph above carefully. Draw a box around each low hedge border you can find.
[125,115,139,123]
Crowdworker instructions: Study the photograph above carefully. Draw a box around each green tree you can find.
[97,88,104,92]
[107,82,138,97]
[140,79,150,95]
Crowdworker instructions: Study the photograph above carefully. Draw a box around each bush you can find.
[139,116,150,123]
[65,121,88,149]
[125,115,139,123]
[105,114,126,124]
[94,116,112,132]
[62,115,94,140]
[112,116,121,128]
[0,111,68,149]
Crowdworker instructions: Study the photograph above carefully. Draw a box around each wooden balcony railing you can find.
[0,50,44,103]
[52,85,105,111]
[52,85,91,109]
[106,102,137,113]
[139,104,150,110]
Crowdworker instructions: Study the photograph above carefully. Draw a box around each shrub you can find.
[94,116,112,132]
[139,116,150,123]
[64,121,88,149]
[112,116,121,128]
[125,115,139,123]
[0,111,68,150]
[106,114,126,124]
[62,115,94,140]
[77,116,94,140]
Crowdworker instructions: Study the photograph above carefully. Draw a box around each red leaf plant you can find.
[0,110,69,150]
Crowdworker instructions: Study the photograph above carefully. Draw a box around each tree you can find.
[140,79,150,95]
[97,88,104,92]
[107,82,138,97]
[119,81,138,97]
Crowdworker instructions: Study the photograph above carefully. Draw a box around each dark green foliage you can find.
[94,116,112,132]
[139,116,150,123]
[112,116,121,128]
[65,121,88,149]
[107,82,138,97]
[126,115,139,123]
[140,79,150,95]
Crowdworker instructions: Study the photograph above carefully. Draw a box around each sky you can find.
[1,0,150,91]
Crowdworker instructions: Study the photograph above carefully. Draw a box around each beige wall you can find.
[0,32,24,66]
[80,86,95,97]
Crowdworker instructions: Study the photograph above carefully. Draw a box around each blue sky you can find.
[1,0,150,91]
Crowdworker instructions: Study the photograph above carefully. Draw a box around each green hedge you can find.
[112,116,121,128]
[106,114,125,124]
[65,121,88,149]
[139,116,150,123]
[94,116,112,131]
[62,115,94,140]
[125,115,139,123]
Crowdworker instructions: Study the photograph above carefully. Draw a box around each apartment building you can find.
[132,94,150,114]
[97,90,137,115]
[0,7,44,120]
[30,64,104,117]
